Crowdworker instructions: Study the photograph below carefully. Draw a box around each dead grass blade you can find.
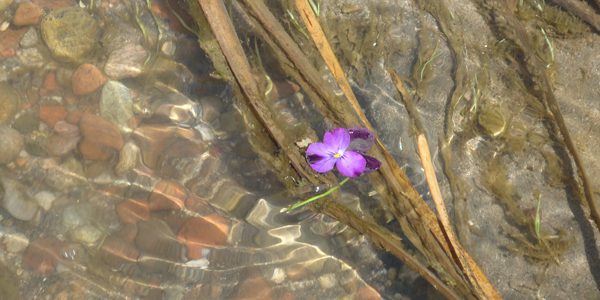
[390,70,501,300]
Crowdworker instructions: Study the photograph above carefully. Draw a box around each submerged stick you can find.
[390,70,501,300]
[195,2,462,297]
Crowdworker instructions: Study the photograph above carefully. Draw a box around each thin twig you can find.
[389,70,501,300]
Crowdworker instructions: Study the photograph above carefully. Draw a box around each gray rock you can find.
[0,126,23,164]
[115,141,140,175]
[101,20,143,53]
[1,178,38,221]
[40,8,98,62]
[3,232,29,253]
[104,44,147,79]
[0,57,25,82]
[71,224,102,247]
[17,47,45,69]
[0,83,19,124]
[62,203,92,230]
[100,81,134,133]
[13,110,39,134]
[34,191,56,211]
[19,27,39,48]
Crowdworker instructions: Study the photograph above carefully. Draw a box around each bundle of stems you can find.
[188,0,501,298]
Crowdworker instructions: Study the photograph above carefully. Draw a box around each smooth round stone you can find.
[100,81,133,133]
[104,44,147,79]
[40,7,98,62]
[62,203,92,230]
[115,141,140,175]
[34,190,56,211]
[72,63,107,95]
[71,224,102,246]
[13,110,39,134]
[2,178,38,221]
[0,82,19,124]
[0,126,24,164]
[3,232,29,253]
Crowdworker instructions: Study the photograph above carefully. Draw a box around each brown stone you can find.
[231,275,273,300]
[39,71,60,97]
[0,29,26,58]
[117,223,138,243]
[46,133,79,157]
[22,238,63,275]
[65,110,82,124]
[132,125,176,169]
[148,180,187,211]
[184,194,213,215]
[72,63,107,95]
[100,234,140,267]
[116,198,150,224]
[13,2,44,26]
[39,104,67,127]
[78,137,113,161]
[177,214,229,260]
[79,113,124,150]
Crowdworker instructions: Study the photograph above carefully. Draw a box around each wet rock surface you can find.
[0,83,19,124]
[40,7,98,62]
[72,63,107,95]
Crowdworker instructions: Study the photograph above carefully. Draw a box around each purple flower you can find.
[306,128,381,177]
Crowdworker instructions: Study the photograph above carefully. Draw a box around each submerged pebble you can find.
[3,232,29,253]
[0,82,19,124]
[78,113,124,160]
[71,224,103,247]
[62,203,92,230]
[0,126,24,164]
[19,27,40,48]
[13,2,44,26]
[100,81,134,133]
[13,110,39,134]
[1,178,39,221]
[17,47,45,69]
[46,121,80,156]
[22,238,63,275]
[115,141,140,175]
[72,63,107,95]
[33,190,56,211]
[104,44,147,79]
[40,7,98,62]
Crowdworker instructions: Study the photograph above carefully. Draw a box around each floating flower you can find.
[306,128,380,177]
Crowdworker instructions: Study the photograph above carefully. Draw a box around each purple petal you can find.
[323,128,350,152]
[363,155,381,173]
[306,142,337,173]
[336,151,366,177]
[348,128,374,153]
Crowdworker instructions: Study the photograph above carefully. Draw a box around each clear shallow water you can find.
[1,0,600,299]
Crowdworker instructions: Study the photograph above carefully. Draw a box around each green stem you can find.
[281,177,350,213]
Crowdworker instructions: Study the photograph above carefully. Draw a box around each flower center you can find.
[333,150,343,158]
